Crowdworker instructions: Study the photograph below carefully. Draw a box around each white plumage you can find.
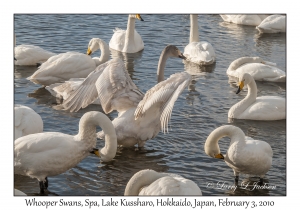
[124,169,202,195]
[61,45,190,147]
[14,44,56,66]
[228,73,286,120]
[183,15,216,65]
[256,15,286,33]
[14,111,117,194]
[14,104,43,140]
[27,38,110,86]
[109,14,144,53]
[220,14,269,26]
[205,125,273,184]
[227,57,286,82]
[14,189,27,196]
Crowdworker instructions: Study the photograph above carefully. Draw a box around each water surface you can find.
[14,14,286,196]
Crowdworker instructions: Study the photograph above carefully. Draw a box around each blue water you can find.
[14,14,286,196]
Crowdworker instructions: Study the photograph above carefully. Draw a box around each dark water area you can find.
[14,14,286,196]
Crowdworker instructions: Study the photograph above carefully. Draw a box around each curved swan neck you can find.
[229,57,259,70]
[190,14,199,43]
[157,49,171,83]
[95,40,110,66]
[124,170,166,195]
[206,125,245,148]
[124,16,136,51]
[77,112,116,161]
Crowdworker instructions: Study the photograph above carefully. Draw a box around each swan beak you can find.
[87,48,92,55]
[136,14,144,21]
[90,148,100,157]
[236,81,244,94]
[215,153,224,159]
[14,57,17,61]
[179,53,186,60]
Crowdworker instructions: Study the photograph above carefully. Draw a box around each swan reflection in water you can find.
[14,65,39,79]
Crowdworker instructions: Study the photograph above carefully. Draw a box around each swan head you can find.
[164,45,186,60]
[236,73,253,94]
[87,38,104,55]
[129,14,144,21]
[90,148,100,157]
[204,141,224,160]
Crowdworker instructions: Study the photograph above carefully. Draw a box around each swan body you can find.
[27,38,110,86]
[205,125,273,183]
[227,57,286,82]
[14,189,27,196]
[109,14,144,53]
[14,105,43,140]
[183,15,216,65]
[14,111,117,193]
[14,44,56,66]
[124,169,202,195]
[62,45,190,147]
[228,73,286,120]
[256,15,286,33]
[220,14,269,26]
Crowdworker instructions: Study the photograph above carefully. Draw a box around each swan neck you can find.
[190,14,199,43]
[229,57,257,71]
[124,16,135,50]
[157,50,169,83]
[229,78,257,118]
[77,112,116,161]
[124,170,166,195]
[206,125,245,149]
[95,40,110,66]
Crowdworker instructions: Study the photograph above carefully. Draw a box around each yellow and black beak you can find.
[87,48,92,55]
[136,14,144,21]
[214,153,224,159]
[236,81,244,94]
[179,53,186,60]
[90,148,100,157]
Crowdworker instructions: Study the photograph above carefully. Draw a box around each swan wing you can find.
[62,62,110,112]
[96,58,144,113]
[46,78,85,100]
[134,72,191,133]
[15,45,55,66]
[28,52,96,85]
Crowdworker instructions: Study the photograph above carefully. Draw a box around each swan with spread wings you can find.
[58,45,191,148]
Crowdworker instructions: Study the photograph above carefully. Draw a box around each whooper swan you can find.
[205,125,273,185]
[228,73,286,120]
[227,57,286,82]
[61,45,190,148]
[124,169,202,195]
[183,14,216,66]
[109,14,144,53]
[14,111,117,194]
[14,104,43,140]
[27,38,110,86]
[220,14,269,26]
[256,15,286,33]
